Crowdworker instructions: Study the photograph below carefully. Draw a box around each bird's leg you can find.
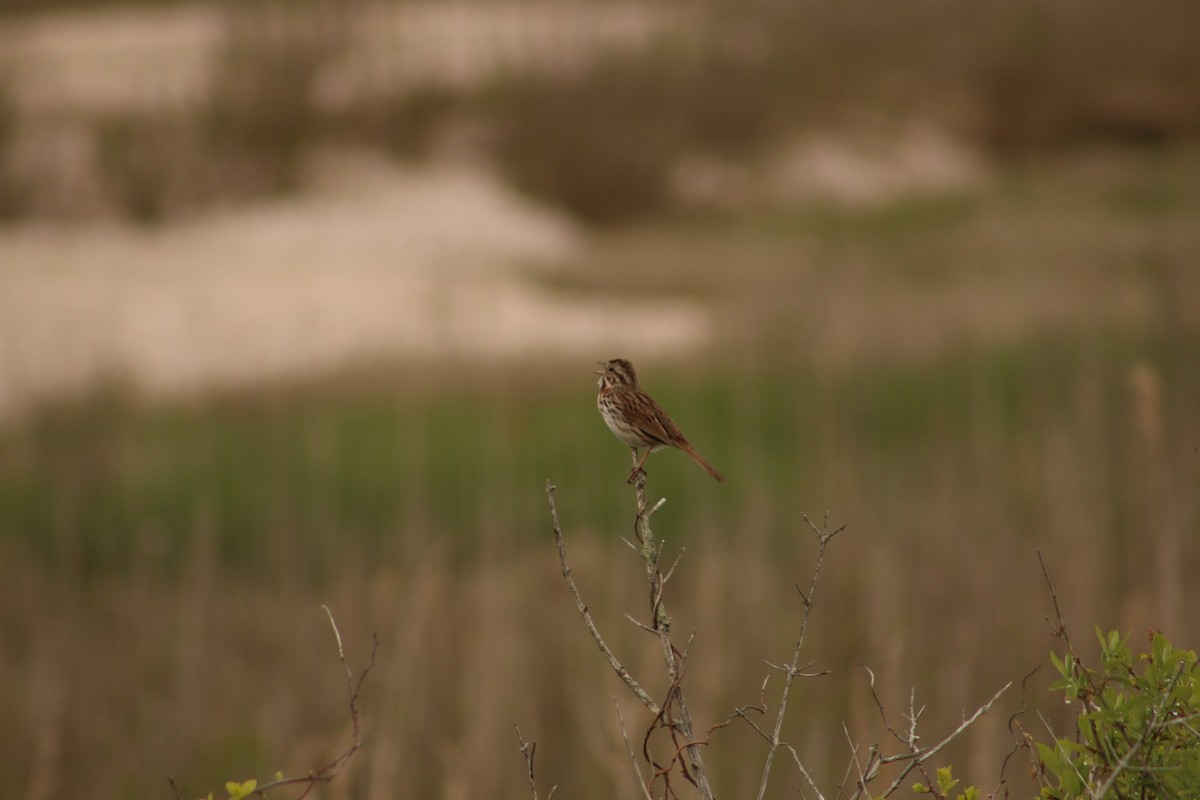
[627,446,652,484]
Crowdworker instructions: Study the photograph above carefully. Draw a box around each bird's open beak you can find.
[594,361,607,374]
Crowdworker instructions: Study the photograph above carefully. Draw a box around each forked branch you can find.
[515,725,557,800]
[848,677,1011,800]
[754,511,845,800]
[629,458,715,800]
[545,480,660,715]
[170,606,376,800]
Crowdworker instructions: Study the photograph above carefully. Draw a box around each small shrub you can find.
[1037,629,1200,799]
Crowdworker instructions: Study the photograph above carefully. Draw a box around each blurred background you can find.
[1,0,1198,797]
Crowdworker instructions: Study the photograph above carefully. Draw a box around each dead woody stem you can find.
[629,452,715,800]
[754,511,844,800]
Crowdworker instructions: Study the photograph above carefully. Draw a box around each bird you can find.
[595,358,725,484]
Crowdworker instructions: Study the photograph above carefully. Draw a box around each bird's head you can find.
[596,358,639,390]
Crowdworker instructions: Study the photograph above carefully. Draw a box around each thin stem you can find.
[630,456,715,800]
[1090,661,1187,800]
[545,480,660,715]
[614,699,656,800]
[755,512,844,800]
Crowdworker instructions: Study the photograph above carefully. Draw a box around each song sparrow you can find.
[596,358,725,483]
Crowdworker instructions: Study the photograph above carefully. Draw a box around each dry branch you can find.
[171,606,376,800]
[545,480,660,715]
[615,699,656,800]
[628,457,715,800]
[754,511,844,800]
[846,674,1011,800]
[515,724,557,800]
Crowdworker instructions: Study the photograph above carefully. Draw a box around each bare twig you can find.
[642,632,704,798]
[171,607,375,800]
[615,699,656,800]
[706,699,768,742]
[546,480,660,715]
[661,547,686,588]
[515,725,556,800]
[862,665,914,747]
[727,676,774,744]
[852,681,1011,800]
[754,511,844,800]
[905,689,925,751]
[785,741,826,800]
[842,722,869,800]
[763,658,825,678]
[249,606,376,800]
[1037,550,1074,653]
[629,458,715,800]
[992,666,1042,800]
[515,725,538,800]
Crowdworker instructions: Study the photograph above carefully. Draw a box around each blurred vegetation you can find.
[3,121,1199,800]
[0,74,28,218]
[3,0,1199,221]
[1,327,1192,576]
[1,322,1196,797]
[482,0,1200,222]
[1,1,1198,799]
[0,0,163,10]
[92,3,348,221]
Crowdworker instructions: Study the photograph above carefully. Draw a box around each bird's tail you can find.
[680,442,725,483]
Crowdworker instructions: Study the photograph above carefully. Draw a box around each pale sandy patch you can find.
[674,124,988,209]
[0,154,710,419]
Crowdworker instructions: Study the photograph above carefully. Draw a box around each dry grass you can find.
[1,315,1196,798]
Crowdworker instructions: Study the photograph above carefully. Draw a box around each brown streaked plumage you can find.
[595,358,725,484]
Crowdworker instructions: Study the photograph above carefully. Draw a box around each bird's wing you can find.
[644,402,685,447]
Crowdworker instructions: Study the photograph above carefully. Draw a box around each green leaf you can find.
[1036,742,1062,773]
[911,782,929,794]
[224,779,257,800]
[936,765,959,794]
